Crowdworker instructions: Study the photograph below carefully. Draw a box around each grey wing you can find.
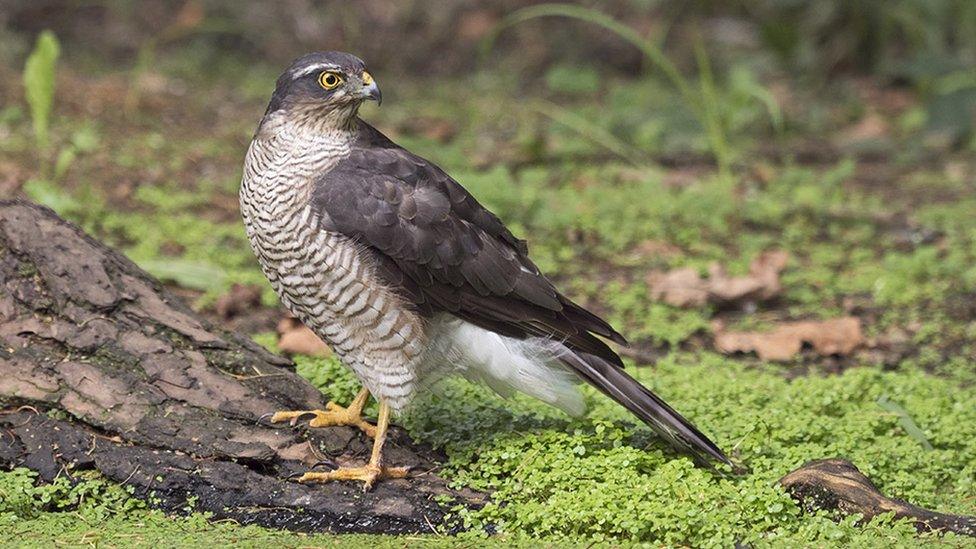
[311,137,626,366]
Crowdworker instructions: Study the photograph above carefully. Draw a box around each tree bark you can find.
[0,200,484,533]
[780,458,976,537]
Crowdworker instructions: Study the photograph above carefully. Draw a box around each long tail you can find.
[559,350,732,466]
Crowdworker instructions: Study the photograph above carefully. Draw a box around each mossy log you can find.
[0,200,483,533]
[781,458,975,537]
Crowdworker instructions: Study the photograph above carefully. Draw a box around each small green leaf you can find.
[22,178,79,214]
[52,146,76,180]
[545,64,600,95]
[23,30,60,148]
[877,395,934,451]
[137,259,227,292]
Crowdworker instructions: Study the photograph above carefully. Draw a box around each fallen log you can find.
[780,458,976,537]
[0,200,483,533]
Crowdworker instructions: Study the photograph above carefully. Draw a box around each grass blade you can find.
[23,30,60,148]
[876,395,934,451]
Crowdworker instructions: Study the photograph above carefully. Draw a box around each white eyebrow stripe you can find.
[291,63,340,79]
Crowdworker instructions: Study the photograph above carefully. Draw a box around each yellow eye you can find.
[318,71,344,90]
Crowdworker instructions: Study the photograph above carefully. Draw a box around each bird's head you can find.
[262,51,381,130]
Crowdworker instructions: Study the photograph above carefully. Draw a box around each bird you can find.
[240,51,731,489]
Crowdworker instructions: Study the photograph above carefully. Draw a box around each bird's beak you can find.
[362,71,382,105]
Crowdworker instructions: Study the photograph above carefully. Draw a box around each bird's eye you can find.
[318,72,344,90]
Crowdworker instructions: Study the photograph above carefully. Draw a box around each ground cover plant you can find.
[1,3,975,547]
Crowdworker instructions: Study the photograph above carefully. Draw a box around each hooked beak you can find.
[362,71,382,105]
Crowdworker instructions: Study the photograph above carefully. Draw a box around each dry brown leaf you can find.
[647,250,790,308]
[213,283,262,319]
[277,316,331,357]
[836,111,890,145]
[647,267,709,307]
[713,317,863,361]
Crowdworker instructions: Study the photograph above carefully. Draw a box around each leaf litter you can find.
[276,316,332,357]
[712,317,864,362]
[646,250,790,308]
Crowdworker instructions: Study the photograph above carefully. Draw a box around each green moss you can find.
[0,469,145,524]
[602,281,712,346]
[11,347,971,545]
[15,259,37,278]
[293,354,365,408]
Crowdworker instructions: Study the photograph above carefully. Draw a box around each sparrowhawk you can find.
[240,51,731,488]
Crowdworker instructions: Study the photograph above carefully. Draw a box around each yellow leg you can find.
[296,401,409,490]
[270,387,376,438]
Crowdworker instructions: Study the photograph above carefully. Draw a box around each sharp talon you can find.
[269,410,303,424]
[279,394,400,488]
[269,405,377,438]
[384,466,410,479]
[296,472,318,484]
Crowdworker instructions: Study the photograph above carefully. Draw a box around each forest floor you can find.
[1,48,975,547]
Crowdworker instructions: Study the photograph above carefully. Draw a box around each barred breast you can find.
[240,116,426,411]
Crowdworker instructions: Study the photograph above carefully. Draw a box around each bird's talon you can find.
[294,464,408,490]
[270,404,376,437]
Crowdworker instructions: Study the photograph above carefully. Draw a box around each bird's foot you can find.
[296,464,410,491]
[270,403,377,438]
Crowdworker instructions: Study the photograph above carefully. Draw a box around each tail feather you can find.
[559,350,732,466]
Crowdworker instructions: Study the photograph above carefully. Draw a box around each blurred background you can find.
[0,0,974,371]
[2,2,976,544]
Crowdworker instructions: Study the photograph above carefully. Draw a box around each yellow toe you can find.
[297,465,409,490]
[270,406,377,438]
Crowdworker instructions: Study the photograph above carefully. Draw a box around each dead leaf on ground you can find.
[277,316,331,357]
[835,111,890,146]
[712,317,863,361]
[213,283,262,319]
[647,250,790,308]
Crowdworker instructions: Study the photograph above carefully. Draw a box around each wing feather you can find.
[312,124,626,366]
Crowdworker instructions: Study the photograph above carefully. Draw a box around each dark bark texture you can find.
[0,200,484,533]
[780,458,976,537]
